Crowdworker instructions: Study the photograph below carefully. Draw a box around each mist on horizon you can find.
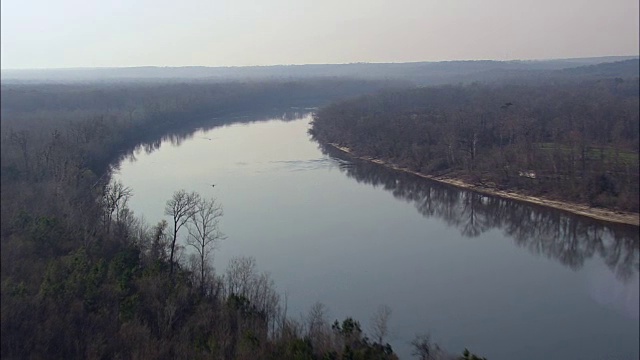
[1,0,638,70]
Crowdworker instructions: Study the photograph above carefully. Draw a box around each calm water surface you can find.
[114,112,639,360]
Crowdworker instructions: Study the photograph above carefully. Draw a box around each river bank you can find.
[328,143,640,227]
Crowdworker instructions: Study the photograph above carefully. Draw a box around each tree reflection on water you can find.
[319,142,639,283]
[116,109,310,167]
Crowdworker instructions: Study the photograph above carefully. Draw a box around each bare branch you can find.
[165,189,201,275]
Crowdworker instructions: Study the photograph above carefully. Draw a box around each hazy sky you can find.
[1,0,638,69]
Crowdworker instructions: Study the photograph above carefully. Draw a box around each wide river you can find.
[114,111,639,360]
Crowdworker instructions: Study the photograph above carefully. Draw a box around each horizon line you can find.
[2,54,638,72]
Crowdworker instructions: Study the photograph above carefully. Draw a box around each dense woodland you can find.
[1,79,486,359]
[3,57,637,86]
[311,77,640,212]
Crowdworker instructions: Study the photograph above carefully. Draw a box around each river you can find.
[113,111,639,360]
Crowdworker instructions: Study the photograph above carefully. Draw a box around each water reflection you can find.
[589,267,639,319]
[115,109,310,167]
[319,142,639,282]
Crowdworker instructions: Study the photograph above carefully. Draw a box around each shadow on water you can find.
[319,142,639,283]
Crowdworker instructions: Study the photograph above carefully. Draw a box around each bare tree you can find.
[411,333,445,360]
[225,256,257,298]
[102,180,133,234]
[223,256,282,336]
[186,197,225,293]
[250,271,281,336]
[370,304,392,344]
[306,302,333,355]
[307,302,329,337]
[165,190,200,275]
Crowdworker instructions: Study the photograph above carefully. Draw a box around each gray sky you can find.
[1,0,638,69]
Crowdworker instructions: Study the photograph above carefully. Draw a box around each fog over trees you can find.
[2,57,637,85]
[1,77,492,359]
[2,58,637,358]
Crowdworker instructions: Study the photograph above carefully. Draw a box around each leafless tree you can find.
[307,302,329,336]
[225,256,257,298]
[411,333,445,360]
[130,215,152,250]
[306,302,334,355]
[370,304,392,344]
[223,256,282,335]
[251,271,281,336]
[186,197,225,293]
[102,180,132,234]
[165,190,200,275]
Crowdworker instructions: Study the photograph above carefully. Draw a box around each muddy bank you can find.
[328,143,640,227]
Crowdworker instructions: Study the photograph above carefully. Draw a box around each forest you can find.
[1,79,487,359]
[2,57,637,86]
[310,77,640,213]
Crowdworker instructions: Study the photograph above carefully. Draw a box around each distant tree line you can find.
[2,58,636,86]
[1,79,483,359]
[311,78,639,212]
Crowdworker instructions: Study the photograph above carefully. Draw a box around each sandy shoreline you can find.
[328,143,640,227]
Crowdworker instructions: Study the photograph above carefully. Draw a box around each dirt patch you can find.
[328,143,640,226]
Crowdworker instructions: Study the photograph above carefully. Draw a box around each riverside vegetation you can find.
[1,79,486,359]
[310,76,639,221]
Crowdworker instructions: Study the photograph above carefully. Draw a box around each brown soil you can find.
[328,143,640,227]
